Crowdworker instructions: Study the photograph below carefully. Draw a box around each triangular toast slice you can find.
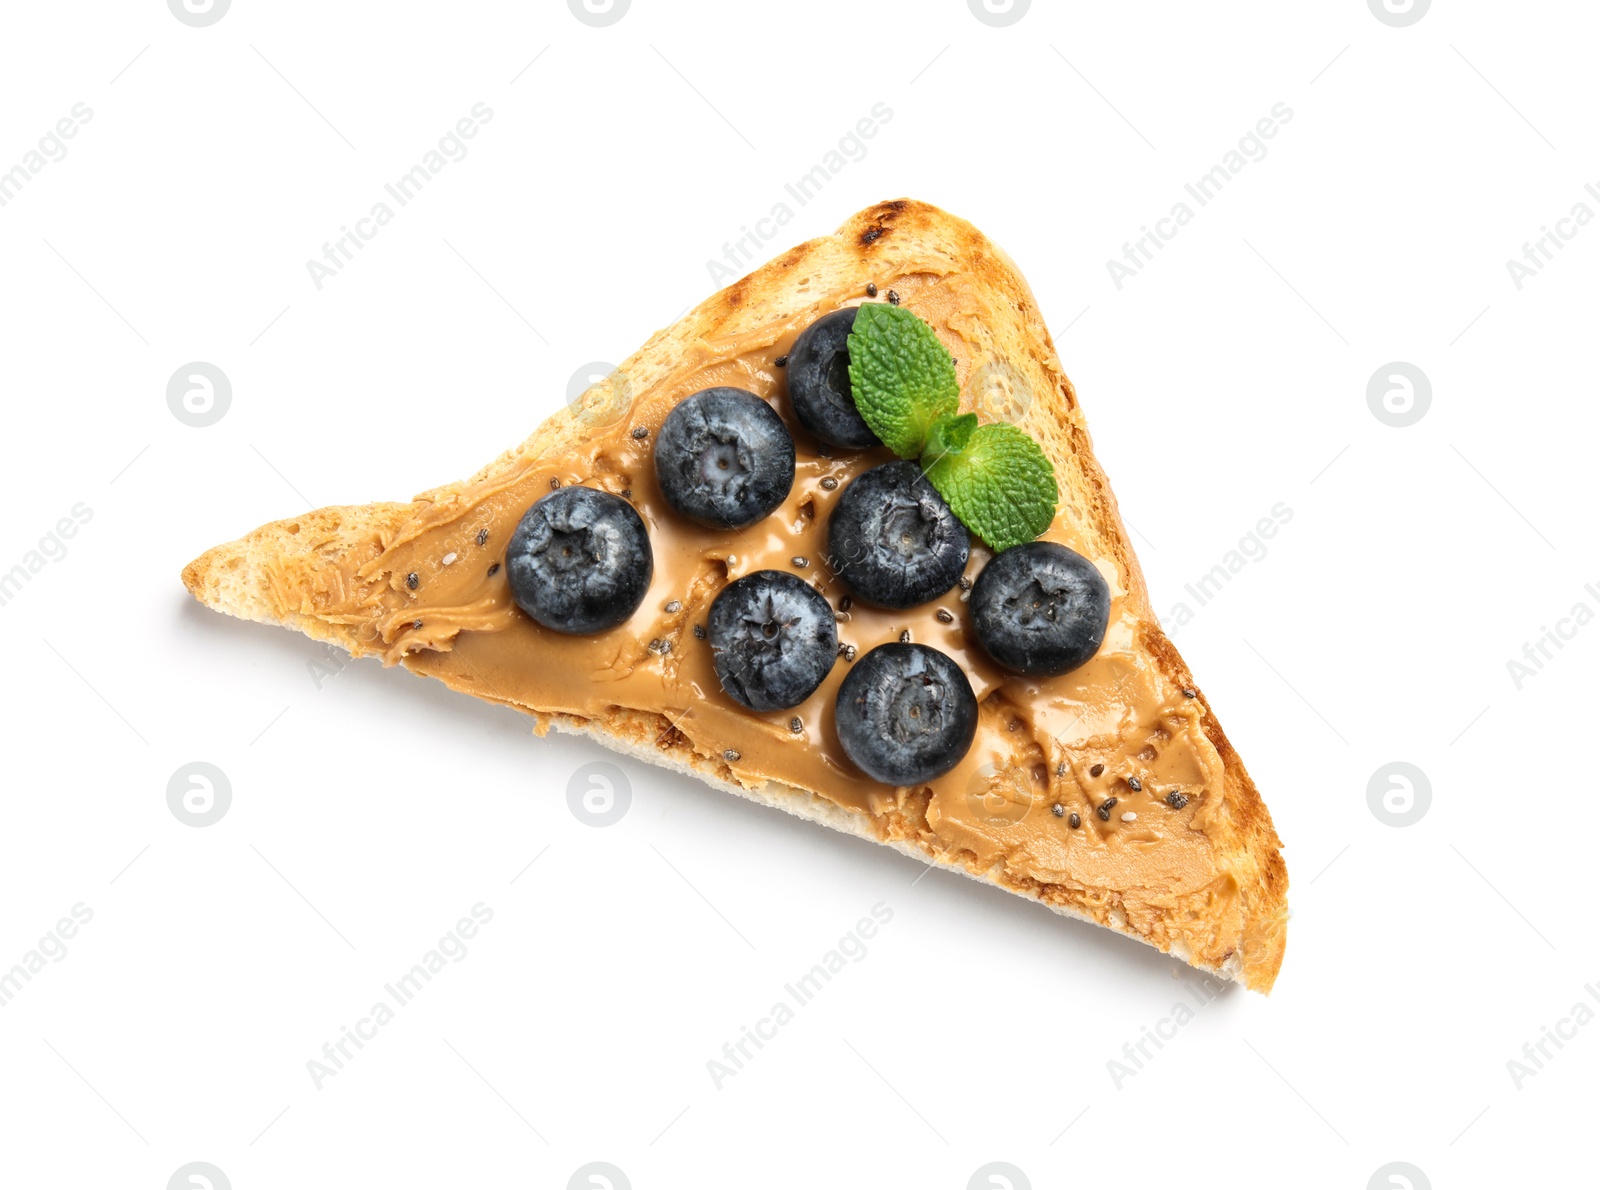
[183,199,1288,991]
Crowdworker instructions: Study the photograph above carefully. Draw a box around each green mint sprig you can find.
[846,303,1057,553]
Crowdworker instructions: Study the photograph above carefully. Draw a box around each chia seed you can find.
[792,556,809,568]
[789,717,803,733]
[665,600,683,613]
[648,638,671,655]
[1089,763,1104,778]
[487,562,500,577]
[1165,790,1189,810]
[631,426,648,440]
[1182,687,1196,699]
[406,572,418,590]
[693,624,706,639]
[723,749,741,762]
[887,290,900,305]
[774,355,788,368]
[1056,761,1067,777]
[1127,777,1143,792]
[476,528,489,546]
[1051,803,1065,818]
[957,576,972,591]
[898,629,911,643]
[1097,797,1118,821]
[936,608,954,624]
[621,489,633,500]
[839,643,857,662]
[821,477,839,491]
[1069,812,1081,829]
[412,619,423,631]
[866,282,878,297]
[549,477,561,489]
[839,596,852,611]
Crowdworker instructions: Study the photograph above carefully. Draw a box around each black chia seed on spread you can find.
[1069,812,1081,829]
[790,717,803,733]
[1166,790,1189,809]
[1051,803,1065,818]
[724,749,740,762]
[1182,687,1196,698]
[549,477,561,489]
[887,290,900,305]
[631,426,648,439]
[1089,763,1104,778]
[1097,797,1118,821]
[866,282,878,297]
[476,528,489,546]
[406,572,419,590]
[898,629,911,643]
[693,624,707,639]
[487,562,500,577]
[1127,777,1143,792]
[821,477,839,491]
[936,608,954,623]
[665,600,683,613]
[774,355,788,367]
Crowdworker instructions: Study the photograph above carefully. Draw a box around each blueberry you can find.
[835,643,977,785]
[970,541,1111,676]
[708,570,838,711]
[506,486,652,634]
[654,387,794,528]
[787,308,880,449]
[827,460,969,609]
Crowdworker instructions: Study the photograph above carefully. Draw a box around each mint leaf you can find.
[922,411,977,464]
[847,303,959,458]
[923,423,1058,553]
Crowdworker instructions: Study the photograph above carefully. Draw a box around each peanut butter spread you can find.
[306,271,1241,964]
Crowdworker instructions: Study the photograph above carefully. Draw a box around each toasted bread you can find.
[183,199,1288,991]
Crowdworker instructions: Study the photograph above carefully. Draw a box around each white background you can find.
[1,1,1595,1187]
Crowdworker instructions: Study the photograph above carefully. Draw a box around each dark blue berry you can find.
[970,541,1110,676]
[654,387,794,529]
[708,571,837,711]
[506,486,652,634]
[827,461,969,609]
[835,643,977,785]
[787,308,880,449]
